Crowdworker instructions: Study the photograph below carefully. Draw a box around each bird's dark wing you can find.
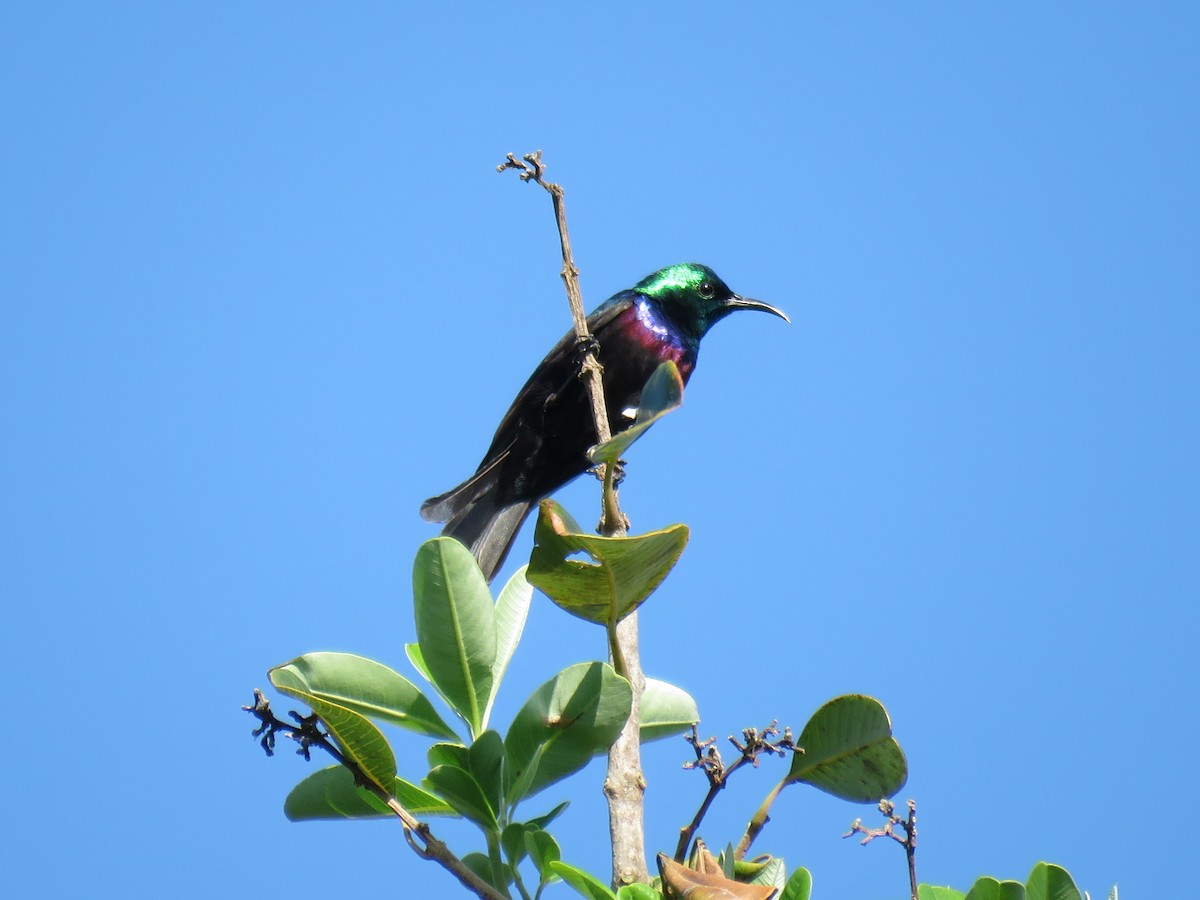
[419,292,639,581]
[479,292,637,466]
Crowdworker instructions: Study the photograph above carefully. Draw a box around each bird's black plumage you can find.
[421,263,787,580]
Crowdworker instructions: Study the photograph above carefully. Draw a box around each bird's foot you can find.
[571,335,602,376]
[612,458,626,487]
[590,458,626,487]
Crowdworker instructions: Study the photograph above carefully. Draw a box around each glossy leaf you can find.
[527,799,570,830]
[462,852,512,893]
[501,822,532,865]
[779,867,813,900]
[505,661,632,802]
[1025,863,1082,900]
[413,537,497,737]
[468,729,506,820]
[423,764,498,831]
[485,566,533,725]
[919,888,966,900]
[788,694,907,802]
[640,678,700,742]
[525,828,562,884]
[528,500,688,625]
[964,877,1026,900]
[550,861,617,900]
[269,664,396,794]
[405,641,433,683]
[588,361,685,465]
[500,805,571,869]
[267,651,455,739]
[739,856,785,889]
[616,886,662,900]
[427,741,469,770]
[284,765,455,820]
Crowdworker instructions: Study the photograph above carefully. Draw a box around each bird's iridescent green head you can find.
[634,263,788,343]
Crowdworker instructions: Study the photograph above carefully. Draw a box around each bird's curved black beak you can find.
[725,294,790,323]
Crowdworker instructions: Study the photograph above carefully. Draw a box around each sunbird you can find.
[421,263,788,580]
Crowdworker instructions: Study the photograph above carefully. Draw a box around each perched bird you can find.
[421,262,788,581]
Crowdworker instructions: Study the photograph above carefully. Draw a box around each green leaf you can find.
[528,500,688,625]
[499,803,572,867]
[283,766,455,820]
[267,651,456,739]
[501,821,532,865]
[779,867,813,900]
[427,741,469,770]
[740,856,785,888]
[462,852,511,892]
[527,799,570,830]
[787,694,907,801]
[423,764,498,832]
[525,828,562,883]
[485,565,533,724]
[413,537,497,738]
[549,861,617,900]
[616,885,662,900]
[919,888,966,900]
[964,876,1026,900]
[1025,863,1083,900]
[269,664,396,794]
[640,678,699,742]
[505,661,633,802]
[468,729,506,820]
[588,360,685,465]
[405,642,432,682]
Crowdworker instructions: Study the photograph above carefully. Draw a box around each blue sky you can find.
[4,4,1197,898]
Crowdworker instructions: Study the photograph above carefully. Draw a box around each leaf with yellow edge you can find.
[528,500,687,626]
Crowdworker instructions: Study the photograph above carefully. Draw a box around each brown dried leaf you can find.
[657,853,778,900]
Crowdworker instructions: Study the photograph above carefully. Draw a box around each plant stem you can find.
[499,150,647,887]
[244,692,506,900]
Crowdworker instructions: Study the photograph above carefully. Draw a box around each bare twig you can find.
[499,149,646,889]
[675,722,798,862]
[496,150,621,526]
[244,691,506,900]
[844,799,919,900]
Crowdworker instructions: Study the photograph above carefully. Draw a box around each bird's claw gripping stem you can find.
[571,335,602,377]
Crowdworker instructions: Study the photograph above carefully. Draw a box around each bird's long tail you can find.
[421,462,533,582]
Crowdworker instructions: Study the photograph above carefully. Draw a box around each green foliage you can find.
[640,678,701,741]
[269,651,456,739]
[528,499,688,626]
[961,876,1028,900]
[778,867,813,900]
[259,531,929,898]
[786,694,908,802]
[257,525,1091,900]
[505,661,633,802]
[284,766,454,820]
[262,541,701,897]
[550,861,619,900]
[269,659,398,794]
[921,862,1088,900]
[248,288,1094,900]
[412,538,498,738]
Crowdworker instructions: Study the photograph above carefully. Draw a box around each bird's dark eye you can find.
[697,281,715,299]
